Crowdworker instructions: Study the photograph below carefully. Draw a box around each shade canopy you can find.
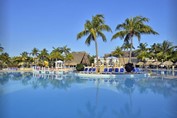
[151,61,161,66]
[136,62,144,66]
[162,61,173,66]
[144,61,152,66]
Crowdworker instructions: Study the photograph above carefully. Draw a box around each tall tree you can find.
[121,42,135,51]
[0,44,4,53]
[112,46,125,65]
[20,51,30,67]
[0,52,10,68]
[50,47,64,67]
[136,43,149,61]
[77,14,112,72]
[31,48,39,66]
[112,46,123,58]
[31,48,39,57]
[157,40,177,61]
[149,43,161,60]
[112,16,158,63]
[38,48,49,66]
[61,45,71,56]
[64,53,73,67]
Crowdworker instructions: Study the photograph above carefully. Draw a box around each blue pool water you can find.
[0,72,177,118]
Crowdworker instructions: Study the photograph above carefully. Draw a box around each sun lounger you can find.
[112,68,119,74]
[102,68,108,74]
[87,67,93,73]
[119,68,125,73]
[80,67,89,73]
[107,68,113,74]
[102,67,113,74]
[90,67,96,74]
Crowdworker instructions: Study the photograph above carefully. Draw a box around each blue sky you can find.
[1,0,177,57]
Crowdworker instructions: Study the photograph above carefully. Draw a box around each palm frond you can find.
[85,34,93,46]
[134,32,141,41]
[111,31,127,40]
[97,31,107,42]
[90,28,96,40]
[115,23,126,31]
[98,24,112,32]
[77,30,89,39]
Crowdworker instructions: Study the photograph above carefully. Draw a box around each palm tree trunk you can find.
[95,40,99,73]
[129,37,133,63]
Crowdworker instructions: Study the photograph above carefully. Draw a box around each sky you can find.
[1,0,177,57]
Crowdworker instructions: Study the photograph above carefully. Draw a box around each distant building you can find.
[104,50,137,58]
[55,60,64,69]
[94,56,119,66]
[64,51,90,67]
[104,51,138,66]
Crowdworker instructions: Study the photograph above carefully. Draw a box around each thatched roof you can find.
[144,61,152,66]
[162,61,173,66]
[151,61,161,66]
[65,51,90,66]
[136,61,144,66]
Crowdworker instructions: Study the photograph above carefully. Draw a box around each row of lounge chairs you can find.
[80,67,141,74]
[81,67,97,74]
[102,67,125,74]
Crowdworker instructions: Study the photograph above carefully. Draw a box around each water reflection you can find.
[112,78,141,118]
[78,101,107,118]
[1,72,177,118]
[1,72,177,96]
[112,103,141,118]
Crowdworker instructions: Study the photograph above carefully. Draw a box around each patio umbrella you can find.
[144,61,152,66]
[18,62,25,66]
[151,61,161,66]
[162,61,173,67]
[136,62,144,66]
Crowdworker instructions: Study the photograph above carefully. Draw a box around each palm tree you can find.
[149,43,161,60]
[136,43,149,61]
[11,56,22,67]
[157,40,177,61]
[112,46,123,57]
[121,42,135,51]
[112,16,158,63]
[121,41,135,61]
[171,49,177,62]
[112,46,125,66]
[38,48,49,66]
[60,45,72,65]
[0,52,10,68]
[65,53,73,61]
[31,48,39,66]
[0,44,4,54]
[31,48,39,57]
[77,14,112,72]
[50,47,64,67]
[61,45,71,56]
[20,51,29,67]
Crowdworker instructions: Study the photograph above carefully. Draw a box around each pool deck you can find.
[0,68,33,72]
[75,72,146,79]
[0,68,74,73]
[1,68,177,79]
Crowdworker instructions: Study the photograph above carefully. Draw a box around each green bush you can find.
[76,64,84,71]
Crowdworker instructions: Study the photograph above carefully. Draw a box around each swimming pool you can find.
[0,72,177,118]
